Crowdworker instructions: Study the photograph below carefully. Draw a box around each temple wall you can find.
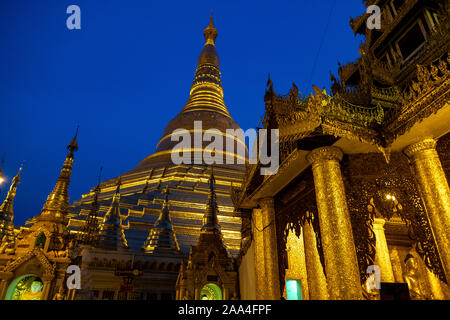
[238,241,256,300]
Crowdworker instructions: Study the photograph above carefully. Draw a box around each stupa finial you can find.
[204,11,218,46]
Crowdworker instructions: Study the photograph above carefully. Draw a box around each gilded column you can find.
[252,208,267,300]
[41,277,53,300]
[259,198,281,300]
[307,146,362,300]
[373,218,395,283]
[302,217,329,299]
[223,287,229,300]
[0,272,13,300]
[404,139,450,282]
[0,279,8,299]
[194,287,200,300]
[426,267,445,300]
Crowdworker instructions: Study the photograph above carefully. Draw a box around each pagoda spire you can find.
[204,11,218,46]
[142,185,180,253]
[201,167,221,233]
[180,14,230,117]
[97,177,128,251]
[78,168,102,245]
[0,165,22,249]
[39,127,78,223]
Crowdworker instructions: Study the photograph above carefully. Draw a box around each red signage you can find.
[120,285,134,292]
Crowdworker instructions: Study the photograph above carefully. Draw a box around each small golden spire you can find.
[204,11,218,46]
[98,175,128,250]
[0,165,21,250]
[67,125,79,152]
[40,128,79,222]
[78,168,102,245]
[0,165,22,219]
[201,166,220,233]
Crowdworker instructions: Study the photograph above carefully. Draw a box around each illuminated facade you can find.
[234,0,450,300]
[176,171,239,300]
[0,15,244,300]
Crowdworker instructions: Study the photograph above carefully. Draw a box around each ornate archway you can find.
[4,274,44,300]
[200,283,222,300]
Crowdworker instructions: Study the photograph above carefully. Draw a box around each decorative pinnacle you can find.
[97,167,103,186]
[67,125,79,152]
[204,12,218,46]
[93,166,103,193]
[162,184,170,202]
[209,166,215,190]
[109,176,122,204]
[115,176,122,194]
[40,132,78,220]
[159,185,171,223]
[201,166,220,233]
[0,165,22,215]
[14,164,23,182]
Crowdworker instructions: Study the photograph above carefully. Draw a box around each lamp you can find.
[0,166,4,184]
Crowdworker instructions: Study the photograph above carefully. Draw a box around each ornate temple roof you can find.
[233,0,450,210]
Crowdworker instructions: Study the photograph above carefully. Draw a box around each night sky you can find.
[0,0,365,226]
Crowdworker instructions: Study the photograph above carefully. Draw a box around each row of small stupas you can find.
[0,132,185,256]
[0,131,237,299]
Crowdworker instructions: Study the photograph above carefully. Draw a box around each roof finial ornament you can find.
[97,166,103,186]
[17,161,24,176]
[267,73,273,89]
[39,129,78,222]
[162,183,170,202]
[204,11,218,46]
[201,165,220,233]
[115,176,122,193]
[209,164,215,188]
[68,125,79,152]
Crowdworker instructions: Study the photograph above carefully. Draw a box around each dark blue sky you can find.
[0,0,365,225]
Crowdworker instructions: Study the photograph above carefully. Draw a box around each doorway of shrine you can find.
[200,283,223,300]
[4,274,44,300]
